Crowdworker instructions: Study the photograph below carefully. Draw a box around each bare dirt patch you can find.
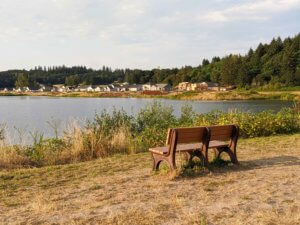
[0,134,299,224]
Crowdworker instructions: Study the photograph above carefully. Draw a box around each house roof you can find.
[53,84,65,88]
[78,85,92,89]
[128,84,142,89]
[155,83,170,88]
[201,82,219,87]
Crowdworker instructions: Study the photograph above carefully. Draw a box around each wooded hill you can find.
[0,33,299,88]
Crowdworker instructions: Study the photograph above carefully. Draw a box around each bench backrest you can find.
[166,127,210,157]
[206,125,238,141]
[175,127,209,144]
[166,124,239,145]
[166,127,209,145]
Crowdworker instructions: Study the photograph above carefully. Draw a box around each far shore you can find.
[0,90,300,101]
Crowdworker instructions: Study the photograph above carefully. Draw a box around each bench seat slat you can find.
[149,141,228,155]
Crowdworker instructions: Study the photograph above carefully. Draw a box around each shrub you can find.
[195,108,299,138]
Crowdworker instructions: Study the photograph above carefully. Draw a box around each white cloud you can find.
[0,0,299,70]
[199,0,300,22]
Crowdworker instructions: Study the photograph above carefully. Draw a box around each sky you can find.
[0,0,300,71]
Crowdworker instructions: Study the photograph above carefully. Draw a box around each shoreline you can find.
[0,90,300,101]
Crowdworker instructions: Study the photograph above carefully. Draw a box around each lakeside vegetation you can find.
[1,102,299,169]
[0,33,299,90]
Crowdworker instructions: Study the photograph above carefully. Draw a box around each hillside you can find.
[1,134,299,225]
[0,33,299,89]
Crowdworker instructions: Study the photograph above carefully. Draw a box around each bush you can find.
[195,108,299,138]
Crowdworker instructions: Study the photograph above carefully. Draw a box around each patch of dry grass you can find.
[0,124,133,168]
[0,134,299,224]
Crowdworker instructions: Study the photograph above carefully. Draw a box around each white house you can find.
[177,82,190,91]
[142,83,155,91]
[38,84,52,92]
[87,86,95,92]
[77,85,93,92]
[200,82,219,91]
[14,87,30,92]
[94,85,109,92]
[52,85,68,93]
[154,84,172,91]
[128,85,143,92]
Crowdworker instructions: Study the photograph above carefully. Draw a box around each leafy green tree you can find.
[220,55,240,85]
[15,73,30,87]
[65,75,80,86]
[281,45,297,85]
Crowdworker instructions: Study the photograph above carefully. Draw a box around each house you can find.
[200,82,219,91]
[77,85,92,92]
[52,85,67,93]
[142,83,156,91]
[119,85,129,92]
[178,82,190,91]
[38,84,52,92]
[187,83,200,91]
[128,85,143,92]
[105,84,116,92]
[154,83,172,92]
[14,87,30,92]
[1,88,12,92]
[219,86,236,91]
[87,85,95,92]
[94,85,109,92]
[30,87,40,92]
[113,84,122,91]
[66,86,76,92]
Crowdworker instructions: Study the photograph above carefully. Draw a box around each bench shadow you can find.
[179,155,300,178]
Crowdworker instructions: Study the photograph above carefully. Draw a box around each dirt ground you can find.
[0,134,299,225]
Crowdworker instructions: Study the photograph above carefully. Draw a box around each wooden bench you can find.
[149,125,239,171]
[149,127,210,171]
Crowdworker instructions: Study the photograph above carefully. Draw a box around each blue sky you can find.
[0,0,299,70]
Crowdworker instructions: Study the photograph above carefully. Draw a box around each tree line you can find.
[0,33,299,88]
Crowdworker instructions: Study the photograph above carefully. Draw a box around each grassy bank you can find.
[0,134,299,224]
[0,103,299,168]
[1,89,300,101]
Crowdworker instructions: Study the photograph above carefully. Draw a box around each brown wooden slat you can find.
[177,132,205,139]
[209,125,234,140]
[210,134,232,141]
[166,127,207,144]
[176,128,206,144]
[210,128,233,134]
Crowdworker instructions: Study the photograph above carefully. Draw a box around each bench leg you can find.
[151,153,177,171]
[217,147,239,164]
[152,154,162,171]
[167,157,177,171]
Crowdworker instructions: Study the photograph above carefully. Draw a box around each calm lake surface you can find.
[0,96,293,143]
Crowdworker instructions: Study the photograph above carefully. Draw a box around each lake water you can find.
[0,96,293,143]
